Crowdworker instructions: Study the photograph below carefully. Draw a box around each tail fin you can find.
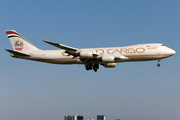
[6,30,39,51]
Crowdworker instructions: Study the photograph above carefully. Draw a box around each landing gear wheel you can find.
[85,63,99,72]
[157,60,161,67]
[85,64,92,71]
[86,66,89,71]
[93,68,97,72]
[93,64,99,72]
[93,66,98,72]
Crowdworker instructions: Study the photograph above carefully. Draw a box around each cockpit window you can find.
[161,44,165,46]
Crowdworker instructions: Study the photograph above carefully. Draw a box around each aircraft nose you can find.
[168,48,176,55]
[172,49,176,54]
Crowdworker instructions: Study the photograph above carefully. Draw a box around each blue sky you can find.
[0,0,180,120]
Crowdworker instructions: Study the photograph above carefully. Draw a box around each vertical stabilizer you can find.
[6,30,39,51]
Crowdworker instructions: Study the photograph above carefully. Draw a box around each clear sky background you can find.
[0,0,179,120]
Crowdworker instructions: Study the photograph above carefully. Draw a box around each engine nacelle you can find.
[104,63,116,68]
[79,50,93,59]
[101,55,115,62]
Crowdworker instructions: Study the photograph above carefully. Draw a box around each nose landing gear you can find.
[157,60,161,67]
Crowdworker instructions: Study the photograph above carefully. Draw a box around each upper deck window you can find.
[161,44,165,46]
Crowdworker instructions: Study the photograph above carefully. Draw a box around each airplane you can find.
[5,30,176,72]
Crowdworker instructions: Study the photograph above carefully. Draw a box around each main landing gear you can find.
[157,60,161,67]
[85,63,99,72]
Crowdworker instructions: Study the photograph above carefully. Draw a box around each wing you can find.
[43,40,128,65]
[43,40,78,52]
[44,40,100,57]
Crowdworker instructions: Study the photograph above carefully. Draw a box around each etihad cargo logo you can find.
[15,40,23,50]
[62,48,145,56]
[95,48,145,54]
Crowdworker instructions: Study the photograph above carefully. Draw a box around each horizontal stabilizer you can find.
[43,40,78,52]
[5,49,30,57]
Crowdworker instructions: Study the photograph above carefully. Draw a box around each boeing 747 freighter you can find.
[5,30,176,72]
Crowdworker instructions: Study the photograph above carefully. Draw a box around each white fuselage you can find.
[6,30,176,72]
[13,43,175,64]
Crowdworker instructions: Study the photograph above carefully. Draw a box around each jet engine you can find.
[79,50,93,59]
[101,55,114,62]
[104,63,116,68]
